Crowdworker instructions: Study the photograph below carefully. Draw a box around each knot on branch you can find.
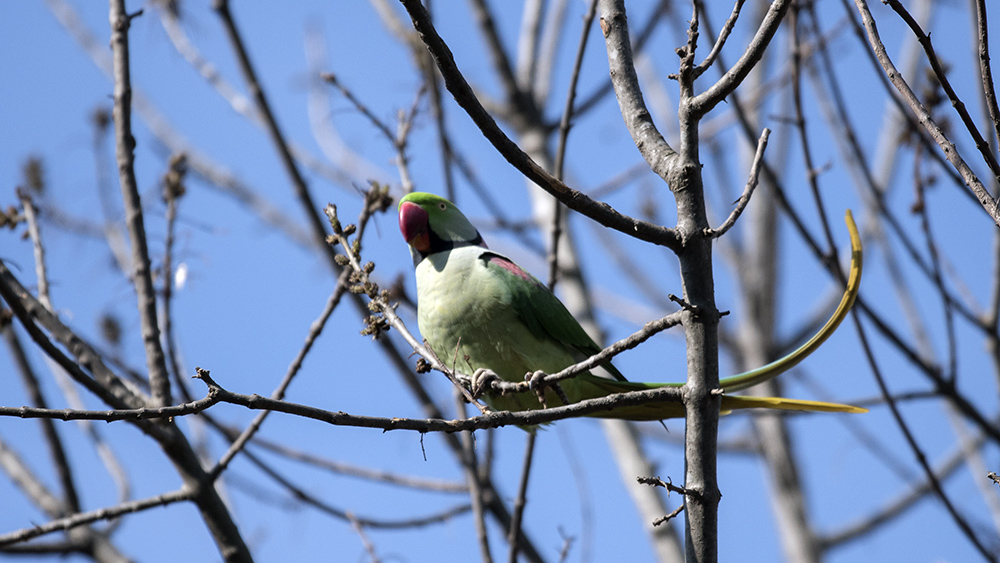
[667,294,724,321]
[1,203,24,231]
[162,153,188,203]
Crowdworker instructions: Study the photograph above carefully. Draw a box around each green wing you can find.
[481,252,627,381]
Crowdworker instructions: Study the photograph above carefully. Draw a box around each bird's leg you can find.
[471,368,500,398]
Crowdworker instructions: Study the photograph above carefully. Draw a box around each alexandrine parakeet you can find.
[398,192,865,421]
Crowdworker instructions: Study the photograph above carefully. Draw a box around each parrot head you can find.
[398,192,486,263]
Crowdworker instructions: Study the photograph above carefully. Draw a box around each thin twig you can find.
[548,0,599,289]
[109,1,171,407]
[189,368,684,431]
[704,128,769,238]
[15,189,52,310]
[0,391,222,422]
[506,432,536,563]
[346,511,382,563]
[913,162,959,383]
[693,0,747,78]
[689,0,794,117]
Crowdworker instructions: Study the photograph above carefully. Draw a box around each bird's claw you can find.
[525,370,547,390]
[471,368,500,398]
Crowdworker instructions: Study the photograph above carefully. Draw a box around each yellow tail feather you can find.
[720,395,867,415]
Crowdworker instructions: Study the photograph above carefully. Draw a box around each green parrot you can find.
[398,192,865,421]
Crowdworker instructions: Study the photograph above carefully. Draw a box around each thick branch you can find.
[598,0,677,180]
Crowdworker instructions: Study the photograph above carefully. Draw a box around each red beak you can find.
[399,201,431,253]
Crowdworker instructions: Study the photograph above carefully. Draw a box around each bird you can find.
[398,191,865,421]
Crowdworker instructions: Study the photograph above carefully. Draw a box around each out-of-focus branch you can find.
[45,0,315,247]
[0,261,147,411]
[15,190,52,310]
[819,426,988,549]
[208,194,386,481]
[0,487,193,547]
[531,0,569,106]
[454,392,493,563]
[849,301,996,561]
[4,308,80,514]
[321,73,421,192]
[108,1,172,408]
[548,0,599,286]
[468,0,523,115]
[239,433,468,493]
[506,432,535,563]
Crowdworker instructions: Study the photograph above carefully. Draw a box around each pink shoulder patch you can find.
[488,255,536,284]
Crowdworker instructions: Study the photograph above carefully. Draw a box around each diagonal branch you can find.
[705,128,769,238]
[884,0,1000,182]
[691,0,794,117]
[0,488,193,547]
[397,0,681,251]
[853,0,1000,226]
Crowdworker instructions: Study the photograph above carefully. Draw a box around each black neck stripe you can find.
[418,230,485,260]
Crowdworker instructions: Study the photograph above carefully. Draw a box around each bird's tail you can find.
[573,376,865,421]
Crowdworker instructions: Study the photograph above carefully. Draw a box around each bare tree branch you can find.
[398,0,682,251]
[852,0,1000,225]
[108,1,172,408]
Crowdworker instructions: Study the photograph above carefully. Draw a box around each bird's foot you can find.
[471,368,500,398]
[525,370,547,390]
[525,371,570,407]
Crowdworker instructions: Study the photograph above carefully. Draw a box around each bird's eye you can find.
[438,202,447,210]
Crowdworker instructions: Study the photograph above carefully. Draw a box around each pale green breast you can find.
[415,247,579,410]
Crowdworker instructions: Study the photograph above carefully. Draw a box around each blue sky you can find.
[2,1,998,562]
